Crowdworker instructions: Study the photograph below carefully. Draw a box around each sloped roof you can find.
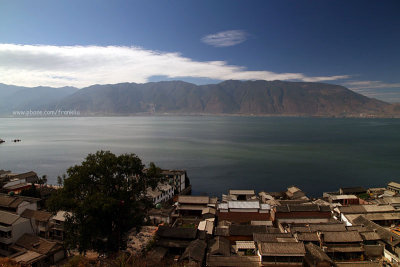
[0,210,21,225]
[11,250,45,265]
[360,231,381,241]
[276,204,330,213]
[181,239,207,262]
[209,236,231,256]
[353,215,400,246]
[157,226,197,239]
[21,209,52,222]
[305,243,333,263]
[337,204,395,214]
[309,223,346,232]
[388,182,400,188]
[322,231,363,243]
[15,234,61,255]
[296,232,319,242]
[259,242,306,256]
[253,233,293,243]
[12,171,38,180]
[229,225,268,236]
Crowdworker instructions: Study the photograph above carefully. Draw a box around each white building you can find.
[146,183,174,204]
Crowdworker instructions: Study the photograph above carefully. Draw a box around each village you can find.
[1,169,400,266]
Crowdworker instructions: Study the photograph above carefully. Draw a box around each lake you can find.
[0,116,399,197]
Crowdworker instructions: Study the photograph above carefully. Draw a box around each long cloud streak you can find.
[0,44,349,88]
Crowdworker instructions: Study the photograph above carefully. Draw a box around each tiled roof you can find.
[0,210,21,225]
[15,234,61,255]
[253,233,293,242]
[259,242,306,256]
[322,231,363,243]
[21,209,52,222]
[229,225,268,236]
[157,226,197,239]
[178,195,209,204]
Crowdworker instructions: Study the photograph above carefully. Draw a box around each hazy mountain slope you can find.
[50,80,392,117]
[0,84,77,113]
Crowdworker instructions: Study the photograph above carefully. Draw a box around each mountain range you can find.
[1,80,399,117]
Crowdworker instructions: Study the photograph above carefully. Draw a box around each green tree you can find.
[47,151,157,255]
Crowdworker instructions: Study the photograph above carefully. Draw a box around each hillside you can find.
[0,84,77,114]
[50,80,393,117]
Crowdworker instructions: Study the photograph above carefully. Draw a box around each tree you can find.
[47,151,159,254]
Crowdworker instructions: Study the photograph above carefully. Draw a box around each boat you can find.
[0,139,5,144]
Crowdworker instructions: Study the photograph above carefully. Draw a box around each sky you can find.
[0,0,399,102]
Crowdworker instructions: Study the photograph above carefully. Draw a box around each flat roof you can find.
[228,201,260,209]
[229,190,255,195]
[178,195,209,204]
[235,241,255,250]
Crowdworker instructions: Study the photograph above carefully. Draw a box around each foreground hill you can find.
[50,80,394,117]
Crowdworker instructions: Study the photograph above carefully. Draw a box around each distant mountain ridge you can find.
[1,80,398,117]
[0,83,77,114]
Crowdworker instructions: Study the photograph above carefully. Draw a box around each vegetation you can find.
[20,184,41,198]
[47,150,162,255]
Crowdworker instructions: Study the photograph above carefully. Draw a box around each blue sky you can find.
[0,0,399,102]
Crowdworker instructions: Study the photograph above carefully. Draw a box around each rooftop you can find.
[0,210,22,225]
[228,201,260,209]
[178,195,209,204]
[259,242,306,256]
[228,190,255,195]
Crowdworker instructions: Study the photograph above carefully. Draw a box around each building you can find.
[339,187,366,195]
[258,242,306,266]
[353,215,400,264]
[286,186,309,200]
[180,239,207,266]
[228,190,256,201]
[304,242,334,267]
[0,210,34,256]
[328,194,359,205]
[10,233,65,266]
[50,211,70,241]
[318,231,364,261]
[0,193,39,214]
[146,183,174,204]
[388,182,400,194]
[217,201,271,224]
[156,225,197,251]
[162,170,188,194]
[21,209,53,238]
[272,204,332,223]
[176,195,213,216]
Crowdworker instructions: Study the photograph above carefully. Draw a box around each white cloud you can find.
[0,43,349,88]
[201,30,248,47]
[344,80,400,90]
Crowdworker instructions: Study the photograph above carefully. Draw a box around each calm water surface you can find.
[0,116,399,197]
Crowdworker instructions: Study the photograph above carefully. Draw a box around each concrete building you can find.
[162,170,187,193]
[146,183,174,204]
[0,210,34,256]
